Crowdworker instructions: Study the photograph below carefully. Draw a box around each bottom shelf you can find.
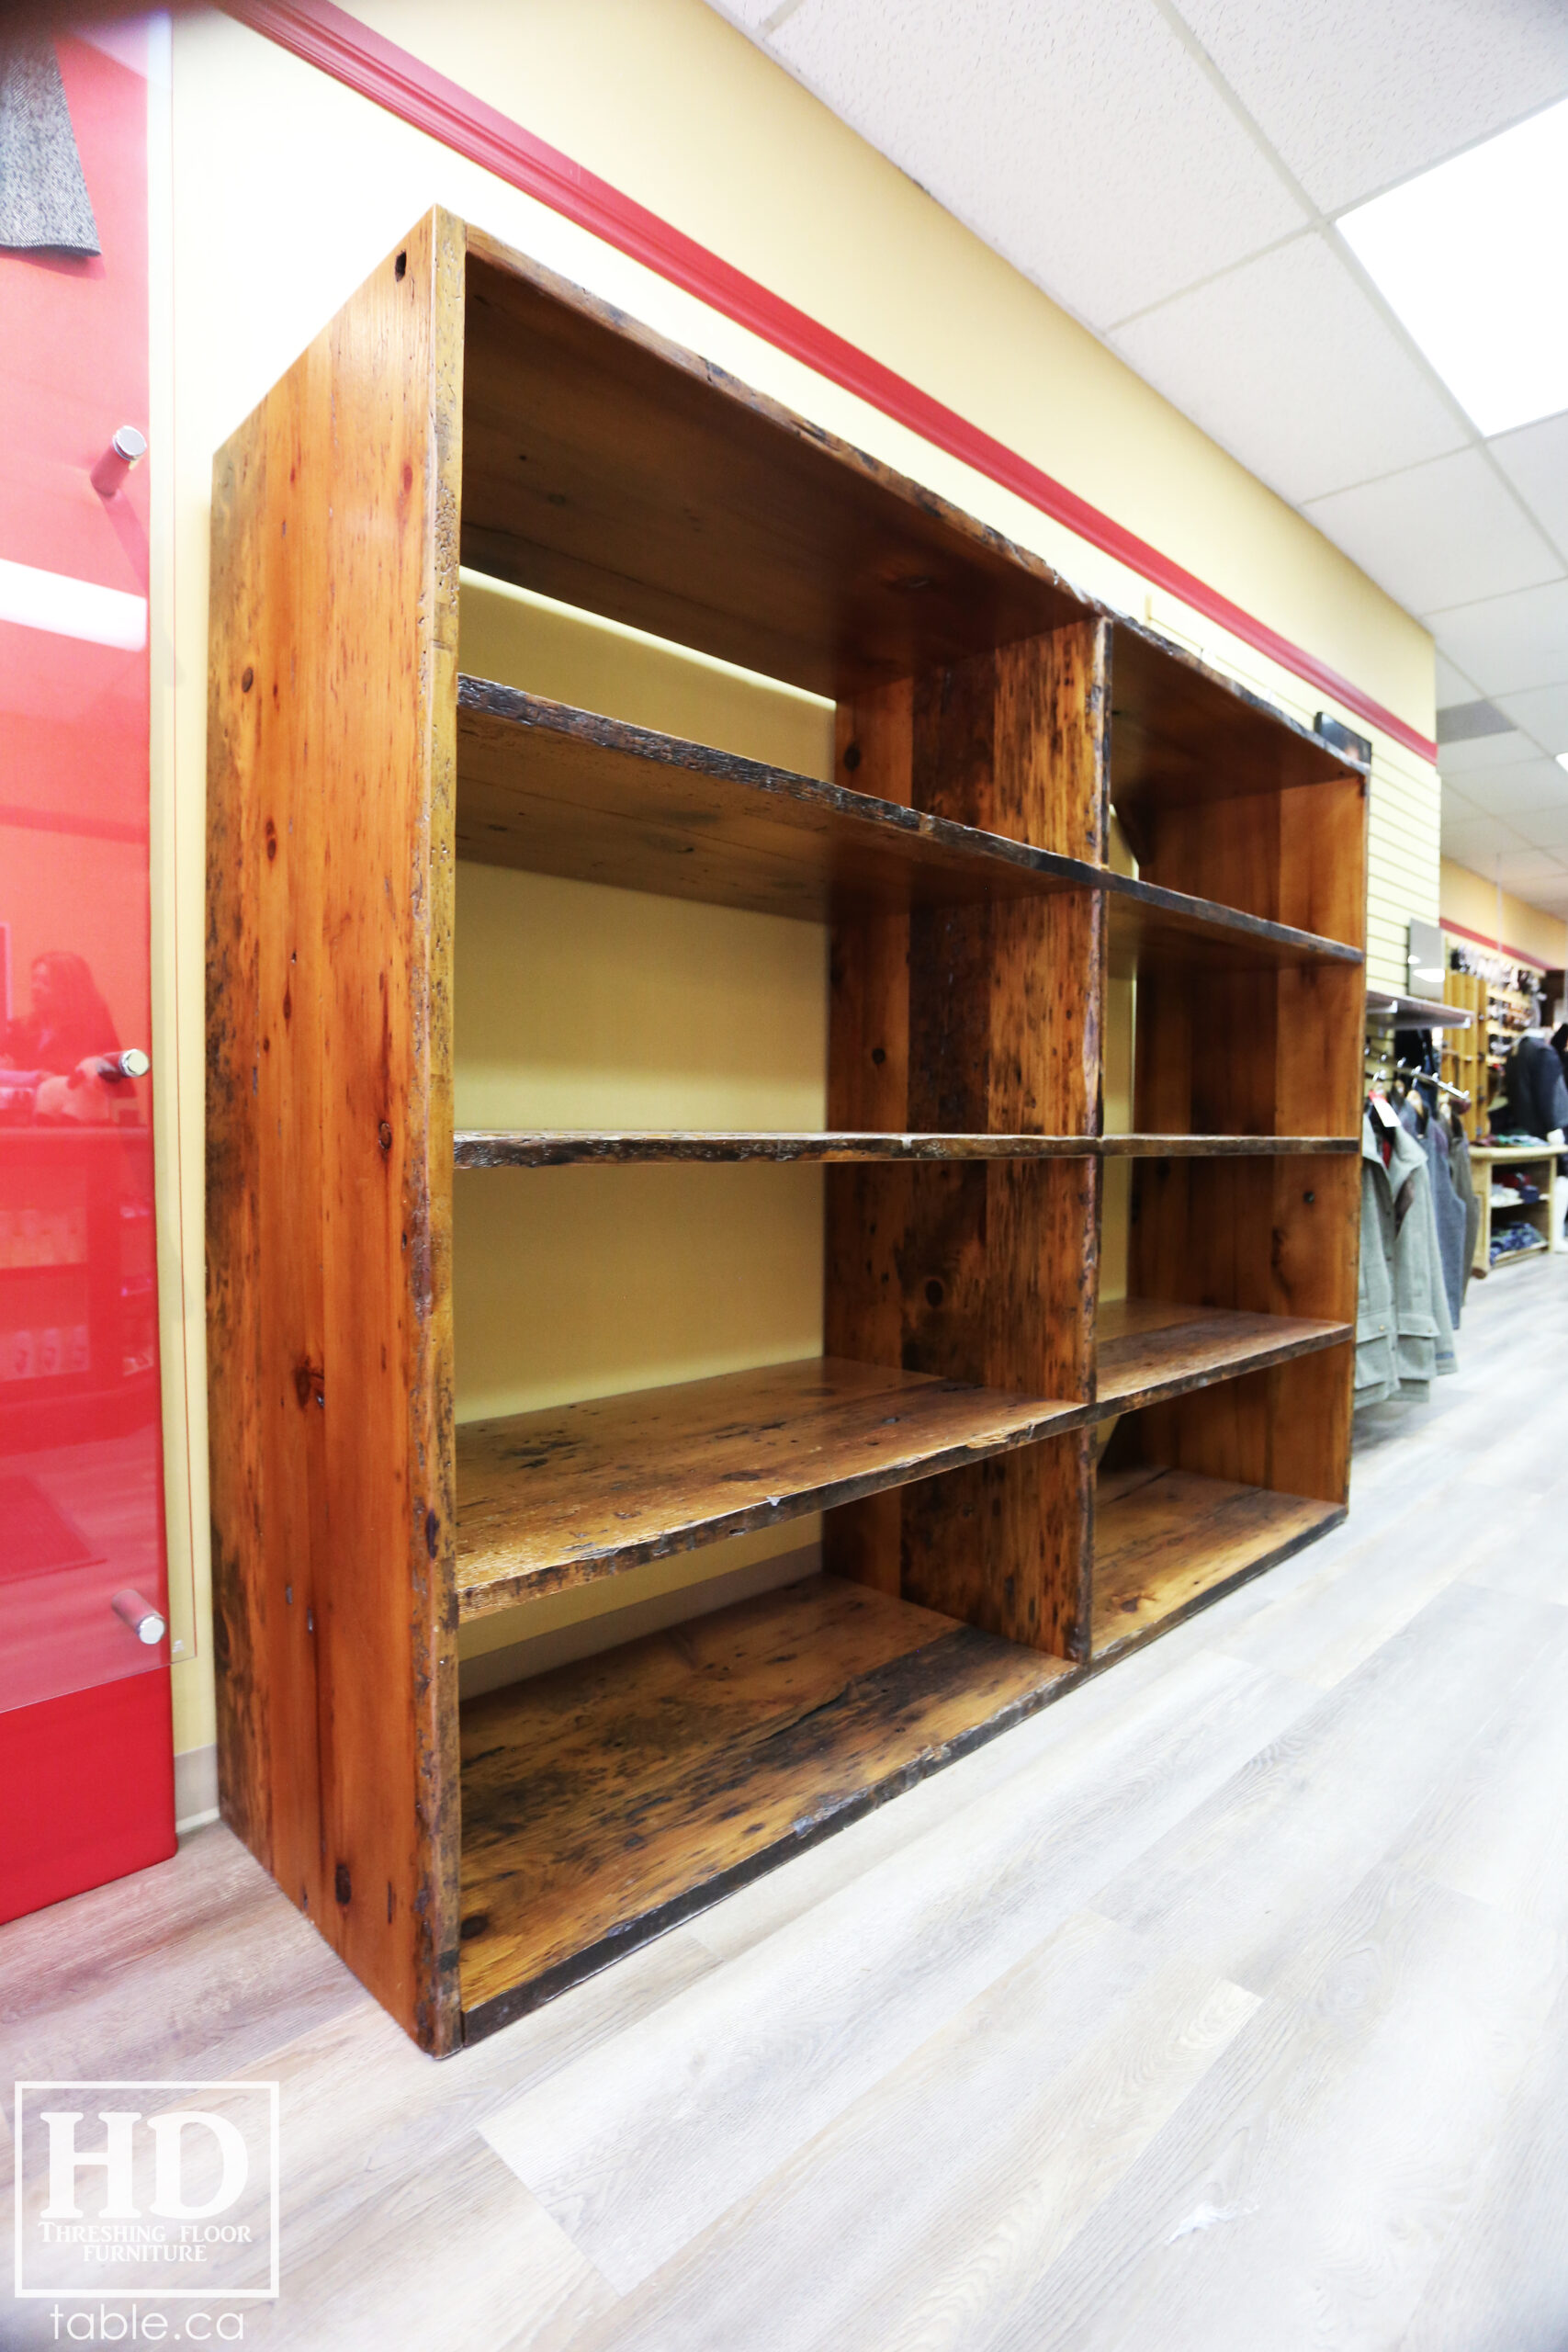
[1092,1464,1343,1661]
[457,1573,1076,2038]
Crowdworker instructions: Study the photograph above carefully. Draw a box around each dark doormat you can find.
[0,1475,102,1577]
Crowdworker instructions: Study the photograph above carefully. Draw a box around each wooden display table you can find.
[1472,1143,1563,1272]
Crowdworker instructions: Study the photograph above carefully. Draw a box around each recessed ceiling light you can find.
[1338,98,1568,437]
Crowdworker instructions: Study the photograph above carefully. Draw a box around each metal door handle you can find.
[112,1589,166,1645]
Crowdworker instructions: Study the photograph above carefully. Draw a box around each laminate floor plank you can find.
[1093,1579,1568,1997]
[973,1864,1565,2352]
[559,1913,1259,2352]
[2,1258,1564,2350]
[1400,1968,1568,2352]
[479,1649,1319,2290]
[1212,1464,1516,1691]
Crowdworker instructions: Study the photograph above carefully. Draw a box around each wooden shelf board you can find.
[454,679,1108,917]
[1092,1464,1343,1661]
[454,1130,1100,1168]
[1099,1135,1358,1158]
[455,1357,1087,1620]
[1105,880,1360,972]
[455,1131,1361,1168]
[454,683,1360,968]
[1096,1300,1350,1416]
[457,1571,1077,2035]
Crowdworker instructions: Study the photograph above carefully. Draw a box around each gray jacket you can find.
[1357,1113,1457,1408]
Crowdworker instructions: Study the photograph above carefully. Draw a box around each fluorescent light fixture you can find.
[1338,98,1568,436]
[1558,752,1568,775]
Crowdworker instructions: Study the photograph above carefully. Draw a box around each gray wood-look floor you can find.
[6,1255,1566,2349]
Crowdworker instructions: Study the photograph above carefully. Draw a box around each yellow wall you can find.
[1440,858,1568,971]
[154,1,1438,1757]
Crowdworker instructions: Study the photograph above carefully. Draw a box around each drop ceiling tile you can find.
[1514,808,1568,855]
[1489,411,1568,560]
[1431,581,1568,696]
[1488,847,1568,888]
[1441,814,1529,872]
[1495,683,1568,755]
[770,0,1308,329]
[1171,0,1568,212]
[1448,756,1568,820]
[1435,650,1480,705]
[1438,727,1539,778]
[1303,449,1562,616]
[1111,235,1465,503]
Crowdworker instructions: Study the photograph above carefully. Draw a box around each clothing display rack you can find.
[205,211,1369,2053]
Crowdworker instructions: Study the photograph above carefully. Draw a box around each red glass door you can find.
[0,28,175,1917]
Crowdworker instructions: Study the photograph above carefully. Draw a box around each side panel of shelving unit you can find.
[823,620,1108,1657]
[1111,634,1367,1553]
[207,210,465,2052]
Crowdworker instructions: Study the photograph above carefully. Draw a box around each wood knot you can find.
[241,665,254,693]
[334,1862,352,1907]
[378,1120,393,1155]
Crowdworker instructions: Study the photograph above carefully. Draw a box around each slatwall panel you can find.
[1365,741,1441,995]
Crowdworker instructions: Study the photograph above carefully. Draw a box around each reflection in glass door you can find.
[0,24,175,1917]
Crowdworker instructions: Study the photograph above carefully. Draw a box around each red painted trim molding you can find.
[1440,913,1555,973]
[222,0,1438,767]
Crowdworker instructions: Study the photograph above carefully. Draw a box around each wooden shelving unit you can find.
[206,211,1367,2053]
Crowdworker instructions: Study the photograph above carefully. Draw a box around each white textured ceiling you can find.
[708,0,1568,918]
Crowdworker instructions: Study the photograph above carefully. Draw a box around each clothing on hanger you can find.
[1357,1108,1457,1408]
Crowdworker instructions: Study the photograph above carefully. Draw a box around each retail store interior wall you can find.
[153,0,1436,1767]
[1440,858,1568,975]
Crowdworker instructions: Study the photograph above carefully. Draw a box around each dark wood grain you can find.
[1097,1298,1350,1413]
[453,1130,1102,1167]
[455,1356,1088,1620]
[824,622,1106,1657]
[1100,1135,1358,1158]
[1092,1463,1343,1661]
[455,679,1101,916]
[1110,620,1362,820]
[452,1130,1359,1166]
[206,212,465,2055]
[461,232,1088,701]
[453,679,1360,967]
[457,1573,1078,2033]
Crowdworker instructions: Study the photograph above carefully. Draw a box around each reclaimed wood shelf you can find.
[454,1129,1099,1168]
[209,210,1367,2054]
[1098,1135,1358,1158]
[456,1357,1086,1620]
[456,1130,1361,1167]
[1096,1298,1351,1414]
[457,679,1359,969]
[1092,1464,1344,1662]
[457,1572,1077,2036]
